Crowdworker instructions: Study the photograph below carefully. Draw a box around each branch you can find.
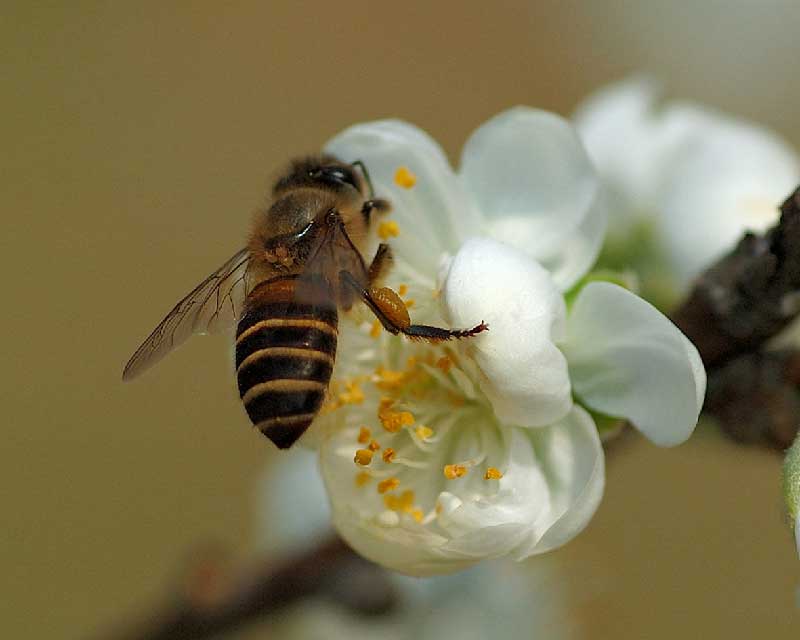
[672,186,800,448]
[94,537,397,640]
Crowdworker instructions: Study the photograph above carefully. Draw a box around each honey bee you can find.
[123,156,487,448]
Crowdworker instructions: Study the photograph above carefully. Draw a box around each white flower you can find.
[258,451,575,640]
[783,433,800,559]
[312,108,705,576]
[574,76,800,288]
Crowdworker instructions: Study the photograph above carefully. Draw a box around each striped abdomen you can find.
[235,276,337,448]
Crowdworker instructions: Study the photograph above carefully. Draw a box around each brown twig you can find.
[93,537,397,640]
[672,186,800,448]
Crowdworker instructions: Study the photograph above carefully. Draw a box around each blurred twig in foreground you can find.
[94,537,396,640]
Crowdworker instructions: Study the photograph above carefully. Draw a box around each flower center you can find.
[322,319,506,529]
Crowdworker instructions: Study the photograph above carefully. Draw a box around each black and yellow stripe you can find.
[235,276,338,449]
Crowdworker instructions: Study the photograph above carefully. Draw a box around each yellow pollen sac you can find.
[374,366,406,390]
[444,464,468,479]
[404,298,415,309]
[410,508,424,523]
[398,284,409,296]
[370,319,382,338]
[379,408,415,433]
[382,447,396,463]
[339,381,365,405]
[415,425,434,440]
[435,356,453,373]
[354,449,374,466]
[484,467,504,480]
[355,472,371,487]
[378,220,400,240]
[368,439,381,452]
[384,490,415,512]
[377,477,400,494]
[394,166,417,189]
[357,426,371,444]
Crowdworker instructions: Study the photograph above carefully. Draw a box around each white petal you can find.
[656,106,800,285]
[442,237,572,427]
[459,107,599,270]
[256,449,332,555]
[325,120,482,281]
[516,405,605,557]
[562,282,706,447]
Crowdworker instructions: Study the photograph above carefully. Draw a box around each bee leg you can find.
[368,243,394,285]
[340,270,488,342]
[361,198,391,222]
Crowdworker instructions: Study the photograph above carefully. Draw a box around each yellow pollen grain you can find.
[355,472,371,487]
[357,426,371,444]
[377,477,400,494]
[444,464,468,480]
[404,298,415,309]
[354,449,374,466]
[368,439,381,452]
[415,425,434,440]
[398,284,409,296]
[484,467,504,480]
[435,356,453,373]
[382,447,396,463]
[370,320,382,338]
[379,409,415,433]
[338,381,365,405]
[394,166,417,189]
[378,220,400,240]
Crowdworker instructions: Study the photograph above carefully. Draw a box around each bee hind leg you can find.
[340,270,488,343]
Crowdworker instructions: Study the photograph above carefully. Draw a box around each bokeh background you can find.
[4,2,800,638]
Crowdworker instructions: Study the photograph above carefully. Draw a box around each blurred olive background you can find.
[4,2,800,638]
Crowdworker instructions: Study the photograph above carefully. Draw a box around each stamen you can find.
[443,464,468,479]
[357,426,371,444]
[393,166,417,189]
[415,425,434,440]
[398,284,409,296]
[354,449,374,466]
[370,320,382,338]
[377,477,400,494]
[379,408,415,433]
[484,467,504,480]
[355,472,371,487]
[382,447,396,463]
[404,298,415,308]
[435,356,453,373]
[339,381,364,405]
[368,439,381,452]
[378,220,400,240]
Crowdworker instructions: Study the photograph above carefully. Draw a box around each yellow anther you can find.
[377,477,400,494]
[444,464,468,479]
[378,220,400,240]
[435,356,453,373]
[382,447,396,463]
[404,298,415,309]
[370,319,382,338]
[368,439,381,452]
[394,166,417,189]
[355,472,371,487]
[415,425,434,440]
[357,426,371,444]
[339,381,365,405]
[398,284,409,296]
[484,467,504,480]
[379,408,415,433]
[374,366,406,390]
[410,508,424,523]
[354,449,374,466]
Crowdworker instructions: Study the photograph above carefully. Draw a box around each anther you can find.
[394,166,417,189]
[357,426,371,444]
[484,467,503,480]
[354,449,374,466]
[382,447,396,463]
[444,464,468,479]
[377,477,400,494]
[368,439,381,452]
[378,220,400,240]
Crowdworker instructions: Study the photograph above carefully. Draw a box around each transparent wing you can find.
[123,248,252,381]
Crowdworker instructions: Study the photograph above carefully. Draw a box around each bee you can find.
[123,155,487,449]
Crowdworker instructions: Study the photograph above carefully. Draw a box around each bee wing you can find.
[123,248,252,381]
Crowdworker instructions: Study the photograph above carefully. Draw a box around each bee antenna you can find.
[351,160,375,199]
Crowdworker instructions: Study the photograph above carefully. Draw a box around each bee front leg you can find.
[339,270,488,342]
[368,243,394,285]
